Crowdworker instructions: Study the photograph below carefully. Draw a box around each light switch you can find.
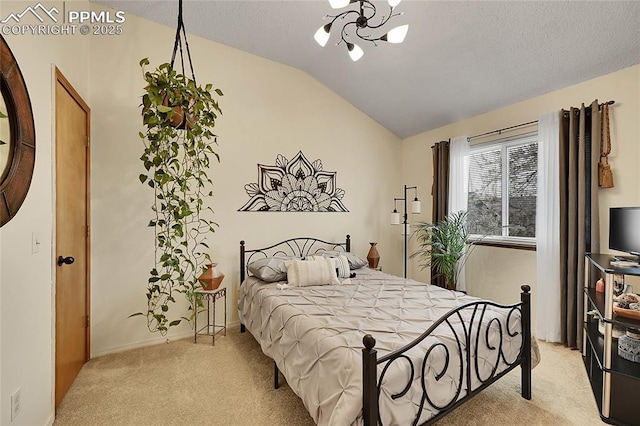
[32,232,40,254]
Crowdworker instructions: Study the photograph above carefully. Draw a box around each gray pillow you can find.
[321,250,368,270]
[248,256,298,282]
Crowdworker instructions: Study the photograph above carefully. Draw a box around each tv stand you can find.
[583,254,640,425]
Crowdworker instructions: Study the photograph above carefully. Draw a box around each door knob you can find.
[57,256,75,266]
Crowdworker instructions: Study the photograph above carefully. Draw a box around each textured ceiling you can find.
[94,0,640,138]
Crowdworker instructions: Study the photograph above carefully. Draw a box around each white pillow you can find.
[308,254,350,278]
[331,255,351,278]
[286,258,340,287]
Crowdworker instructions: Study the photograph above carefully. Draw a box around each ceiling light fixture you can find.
[314,0,409,62]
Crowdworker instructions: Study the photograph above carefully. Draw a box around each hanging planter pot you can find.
[131,0,224,335]
[161,90,197,129]
[161,93,185,128]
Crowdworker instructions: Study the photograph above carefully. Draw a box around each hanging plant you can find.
[131,0,223,335]
[134,63,223,333]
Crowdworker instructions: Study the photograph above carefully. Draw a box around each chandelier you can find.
[314,0,409,62]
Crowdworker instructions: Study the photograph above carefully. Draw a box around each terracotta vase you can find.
[198,263,224,291]
[367,242,380,269]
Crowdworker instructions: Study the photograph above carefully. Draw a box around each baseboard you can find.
[91,331,193,358]
[91,320,241,358]
[45,411,55,426]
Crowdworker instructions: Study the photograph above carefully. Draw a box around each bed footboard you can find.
[362,285,532,426]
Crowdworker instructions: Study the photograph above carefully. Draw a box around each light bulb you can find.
[384,24,408,44]
[388,0,402,7]
[314,24,331,47]
[329,0,351,9]
[390,211,400,225]
[411,199,421,214]
[347,43,364,61]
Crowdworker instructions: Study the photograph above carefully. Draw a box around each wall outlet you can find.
[11,388,21,421]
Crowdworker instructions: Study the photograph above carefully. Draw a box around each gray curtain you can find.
[431,140,450,288]
[559,100,600,349]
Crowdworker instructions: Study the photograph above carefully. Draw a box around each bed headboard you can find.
[239,235,351,283]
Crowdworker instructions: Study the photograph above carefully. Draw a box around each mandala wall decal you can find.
[239,151,348,212]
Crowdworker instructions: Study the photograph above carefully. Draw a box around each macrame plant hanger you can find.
[171,0,196,85]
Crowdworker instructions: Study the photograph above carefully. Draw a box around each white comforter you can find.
[239,268,526,426]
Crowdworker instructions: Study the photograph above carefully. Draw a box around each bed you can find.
[238,236,533,425]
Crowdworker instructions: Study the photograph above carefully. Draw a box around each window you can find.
[467,133,537,243]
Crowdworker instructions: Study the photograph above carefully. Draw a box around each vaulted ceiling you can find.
[95,0,640,138]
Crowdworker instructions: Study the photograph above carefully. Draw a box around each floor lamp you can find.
[390,185,421,278]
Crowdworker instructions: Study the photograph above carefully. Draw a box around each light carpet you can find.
[54,329,603,425]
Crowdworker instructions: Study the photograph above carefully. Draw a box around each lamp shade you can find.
[390,210,400,225]
[329,0,351,9]
[411,199,421,214]
[314,25,331,47]
[385,24,408,44]
[347,43,364,61]
[388,0,402,7]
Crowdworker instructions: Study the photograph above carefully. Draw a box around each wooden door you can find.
[55,69,90,409]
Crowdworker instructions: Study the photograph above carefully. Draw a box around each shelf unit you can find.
[583,254,640,426]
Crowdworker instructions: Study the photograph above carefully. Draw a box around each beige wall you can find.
[0,1,91,424]
[88,8,402,356]
[402,64,640,322]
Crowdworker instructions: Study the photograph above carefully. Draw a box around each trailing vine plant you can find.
[132,58,223,334]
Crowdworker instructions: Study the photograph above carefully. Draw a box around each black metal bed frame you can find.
[239,235,351,334]
[238,236,532,425]
[239,235,351,284]
[362,287,531,425]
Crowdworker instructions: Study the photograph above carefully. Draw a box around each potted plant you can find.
[132,58,223,334]
[410,210,472,291]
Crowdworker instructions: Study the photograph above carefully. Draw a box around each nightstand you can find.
[194,287,227,345]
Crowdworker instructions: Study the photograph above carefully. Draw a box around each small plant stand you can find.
[194,287,227,345]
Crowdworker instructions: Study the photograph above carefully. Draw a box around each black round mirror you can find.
[0,35,35,227]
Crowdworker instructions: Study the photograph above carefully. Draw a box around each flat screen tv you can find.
[610,207,640,262]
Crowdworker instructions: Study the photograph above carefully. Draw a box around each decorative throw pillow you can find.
[285,258,340,287]
[308,254,350,278]
[321,250,368,270]
[247,256,297,282]
[333,255,351,277]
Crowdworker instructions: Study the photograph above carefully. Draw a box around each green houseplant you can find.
[411,210,472,290]
[133,58,223,334]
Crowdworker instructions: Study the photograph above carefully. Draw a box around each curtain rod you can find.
[468,120,538,141]
[562,100,615,118]
[467,100,615,142]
